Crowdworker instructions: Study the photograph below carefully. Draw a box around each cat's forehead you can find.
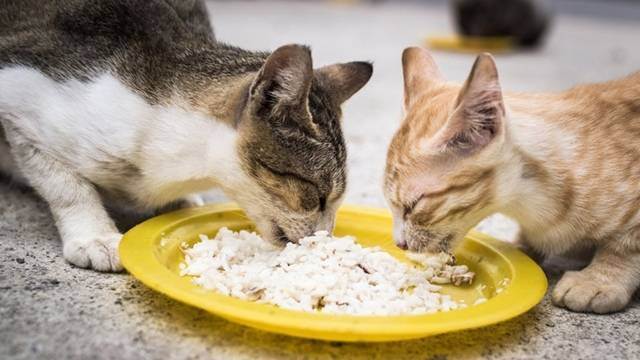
[249,100,345,183]
[387,165,444,200]
[403,87,458,139]
[386,144,463,203]
[308,80,342,126]
[385,86,461,191]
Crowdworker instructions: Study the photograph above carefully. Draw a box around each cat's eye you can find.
[403,195,425,220]
[449,132,474,150]
[402,206,411,220]
[319,196,327,212]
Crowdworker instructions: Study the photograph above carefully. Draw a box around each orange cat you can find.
[384,47,640,313]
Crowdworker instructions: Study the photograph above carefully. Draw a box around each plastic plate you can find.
[120,203,547,342]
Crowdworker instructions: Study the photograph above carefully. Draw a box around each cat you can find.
[384,46,640,314]
[0,0,372,272]
[453,0,551,47]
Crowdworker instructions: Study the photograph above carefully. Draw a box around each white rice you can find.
[179,227,476,315]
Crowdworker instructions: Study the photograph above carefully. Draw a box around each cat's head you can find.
[233,44,372,244]
[384,47,506,253]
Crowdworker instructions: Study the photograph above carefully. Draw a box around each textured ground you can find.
[2,1,640,359]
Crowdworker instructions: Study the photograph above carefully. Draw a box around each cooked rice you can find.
[179,227,476,315]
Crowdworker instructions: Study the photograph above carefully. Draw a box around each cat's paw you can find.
[63,233,123,272]
[552,270,630,313]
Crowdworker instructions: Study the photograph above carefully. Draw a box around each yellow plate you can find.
[120,203,547,342]
[426,35,515,53]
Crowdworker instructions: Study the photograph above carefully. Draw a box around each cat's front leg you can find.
[182,193,205,208]
[552,243,640,313]
[515,229,546,263]
[155,194,205,215]
[8,140,122,272]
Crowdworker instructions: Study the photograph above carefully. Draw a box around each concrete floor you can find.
[2,1,640,359]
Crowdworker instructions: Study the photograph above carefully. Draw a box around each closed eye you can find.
[403,194,425,219]
[255,158,327,210]
[319,196,327,212]
[256,158,317,187]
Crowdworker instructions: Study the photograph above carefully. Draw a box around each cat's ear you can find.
[315,62,373,105]
[402,47,444,109]
[430,53,505,155]
[249,44,313,115]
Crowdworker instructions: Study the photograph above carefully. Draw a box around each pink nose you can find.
[396,239,408,250]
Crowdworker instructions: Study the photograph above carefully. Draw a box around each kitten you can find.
[384,47,640,313]
[453,0,551,47]
[0,0,372,272]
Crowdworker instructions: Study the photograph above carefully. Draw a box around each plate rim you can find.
[120,203,547,342]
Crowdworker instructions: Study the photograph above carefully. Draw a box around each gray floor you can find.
[2,1,640,359]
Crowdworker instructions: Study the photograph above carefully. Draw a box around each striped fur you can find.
[0,0,372,271]
[385,47,640,313]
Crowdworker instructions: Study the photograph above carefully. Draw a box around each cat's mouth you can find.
[404,230,455,253]
[273,223,294,244]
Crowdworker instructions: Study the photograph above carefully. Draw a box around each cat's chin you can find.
[403,232,458,255]
[406,245,453,256]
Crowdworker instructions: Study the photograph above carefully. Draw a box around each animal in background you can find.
[384,46,640,313]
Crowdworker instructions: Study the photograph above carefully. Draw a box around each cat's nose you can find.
[394,231,408,250]
[315,215,335,233]
[274,224,294,244]
[393,219,407,250]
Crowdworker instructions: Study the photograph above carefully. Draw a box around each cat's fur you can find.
[453,0,550,47]
[385,47,640,313]
[0,0,372,272]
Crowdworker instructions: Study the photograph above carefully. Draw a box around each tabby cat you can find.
[385,46,640,313]
[0,0,372,271]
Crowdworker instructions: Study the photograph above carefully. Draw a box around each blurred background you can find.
[2,2,639,358]
[207,0,640,240]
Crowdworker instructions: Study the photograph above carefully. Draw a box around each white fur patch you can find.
[0,66,244,208]
[0,134,19,178]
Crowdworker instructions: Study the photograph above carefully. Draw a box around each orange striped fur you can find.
[384,47,640,313]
